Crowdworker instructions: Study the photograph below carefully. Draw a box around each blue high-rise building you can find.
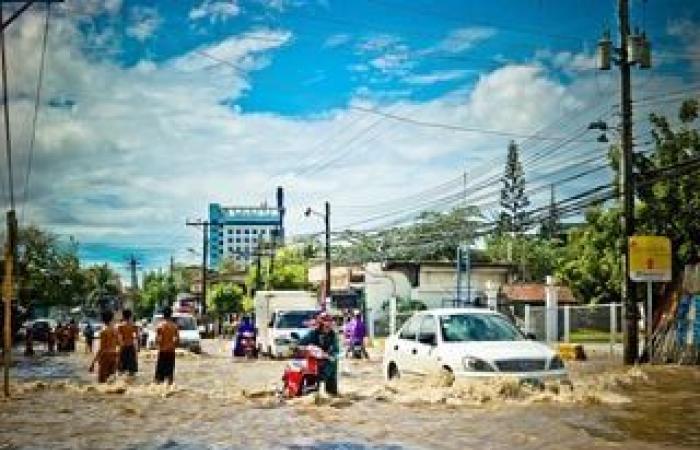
[208,187,285,269]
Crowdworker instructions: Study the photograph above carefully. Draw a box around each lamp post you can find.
[305,202,331,309]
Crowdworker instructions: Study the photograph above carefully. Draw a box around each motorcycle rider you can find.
[298,312,339,396]
[233,316,255,357]
[349,309,370,360]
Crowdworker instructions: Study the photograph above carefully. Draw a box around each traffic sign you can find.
[629,236,672,282]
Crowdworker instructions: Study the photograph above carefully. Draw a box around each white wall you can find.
[364,263,411,313]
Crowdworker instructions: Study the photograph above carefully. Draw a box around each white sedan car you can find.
[383,308,567,382]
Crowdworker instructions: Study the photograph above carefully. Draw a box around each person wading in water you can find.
[89,310,118,383]
[154,306,179,385]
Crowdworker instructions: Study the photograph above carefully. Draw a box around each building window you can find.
[252,238,257,244]
[252,229,258,234]
[228,238,232,243]
[244,238,249,243]
[228,247,233,252]
[228,229,232,235]
[261,229,266,235]
[219,240,223,246]
[236,238,241,243]
[244,229,250,235]
[235,229,241,235]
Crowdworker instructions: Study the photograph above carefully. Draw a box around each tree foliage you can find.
[635,99,700,273]
[135,271,176,318]
[556,208,622,303]
[485,234,563,282]
[499,140,530,233]
[245,246,311,292]
[333,206,481,263]
[18,227,89,309]
[207,283,244,315]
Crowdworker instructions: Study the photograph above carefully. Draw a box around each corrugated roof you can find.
[501,283,578,304]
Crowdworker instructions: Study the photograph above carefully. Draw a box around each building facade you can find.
[208,187,285,269]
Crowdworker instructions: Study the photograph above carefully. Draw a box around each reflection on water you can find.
[1,342,698,450]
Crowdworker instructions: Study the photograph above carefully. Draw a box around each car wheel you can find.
[387,362,400,380]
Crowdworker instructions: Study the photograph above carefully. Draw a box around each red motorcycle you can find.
[281,345,325,398]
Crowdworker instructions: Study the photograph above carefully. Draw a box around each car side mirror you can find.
[526,332,537,340]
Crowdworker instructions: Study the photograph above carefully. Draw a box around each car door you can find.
[415,314,439,375]
[393,314,421,374]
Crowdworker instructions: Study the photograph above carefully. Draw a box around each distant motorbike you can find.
[240,330,257,358]
[281,345,325,398]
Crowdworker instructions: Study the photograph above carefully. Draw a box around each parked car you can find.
[30,318,58,342]
[147,313,201,353]
[383,308,567,382]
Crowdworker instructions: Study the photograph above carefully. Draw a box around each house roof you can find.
[383,260,514,270]
[501,283,578,304]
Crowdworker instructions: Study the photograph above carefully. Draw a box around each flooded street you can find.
[1,340,699,450]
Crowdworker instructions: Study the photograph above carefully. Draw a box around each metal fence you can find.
[515,303,623,346]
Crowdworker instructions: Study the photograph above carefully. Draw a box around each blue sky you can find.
[3,0,699,281]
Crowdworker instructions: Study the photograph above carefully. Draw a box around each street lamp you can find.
[304,202,331,309]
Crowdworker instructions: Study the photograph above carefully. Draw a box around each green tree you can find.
[499,140,530,233]
[245,246,311,292]
[18,227,89,309]
[556,208,622,304]
[486,234,563,282]
[84,263,121,310]
[136,270,176,318]
[207,283,244,316]
[333,206,481,263]
[634,99,700,275]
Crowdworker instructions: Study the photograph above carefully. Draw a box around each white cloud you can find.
[428,26,497,54]
[189,1,241,23]
[324,33,351,48]
[7,9,696,272]
[403,69,473,85]
[126,6,162,42]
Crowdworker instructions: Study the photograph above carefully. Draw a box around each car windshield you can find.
[275,310,317,329]
[174,316,197,330]
[440,313,524,342]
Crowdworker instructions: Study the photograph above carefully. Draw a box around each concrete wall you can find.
[364,263,411,313]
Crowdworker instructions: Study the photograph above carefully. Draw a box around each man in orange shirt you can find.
[89,310,118,383]
[154,306,179,385]
[117,309,139,376]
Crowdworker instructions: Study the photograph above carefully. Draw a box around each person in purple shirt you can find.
[349,310,370,360]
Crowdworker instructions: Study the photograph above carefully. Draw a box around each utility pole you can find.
[255,239,262,293]
[2,211,16,398]
[597,0,652,364]
[2,0,63,398]
[186,220,210,316]
[324,201,331,305]
[618,0,637,365]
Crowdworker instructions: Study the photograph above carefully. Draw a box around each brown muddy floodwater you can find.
[1,340,698,450]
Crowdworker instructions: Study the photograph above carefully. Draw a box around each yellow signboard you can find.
[629,236,672,282]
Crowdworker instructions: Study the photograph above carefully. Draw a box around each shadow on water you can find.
[10,353,83,381]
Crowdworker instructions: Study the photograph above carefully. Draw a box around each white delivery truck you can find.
[254,290,320,358]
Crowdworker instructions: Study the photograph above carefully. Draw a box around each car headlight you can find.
[463,356,495,372]
[549,355,565,370]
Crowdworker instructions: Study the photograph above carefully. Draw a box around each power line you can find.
[348,105,600,142]
[21,1,51,226]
